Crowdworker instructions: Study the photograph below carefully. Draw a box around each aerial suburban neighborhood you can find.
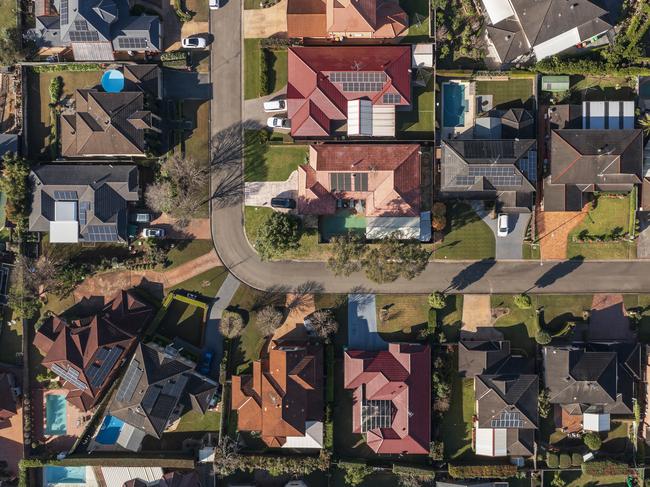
[5,0,650,485]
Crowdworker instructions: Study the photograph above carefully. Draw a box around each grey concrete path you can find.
[347,294,387,351]
[204,273,241,377]
[638,212,650,259]
[470,202,529,260]
[244,170,297,206]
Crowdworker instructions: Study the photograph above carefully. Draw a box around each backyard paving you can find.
[32,388,88,453]
[536,210,587,260]
[243,0,287,38]
[589,294,635,342]
[347,294,387,350]
[244,170,297,207]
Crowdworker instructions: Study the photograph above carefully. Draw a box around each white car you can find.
[209,0,220,8]
[267,117,290,129]
[142,227,166,239]
[497,213,509,237]
[181,37,207,49]
[263,99,287,113]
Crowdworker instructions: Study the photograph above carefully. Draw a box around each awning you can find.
[475,427,507,457]
[72,41,115,61]
[366,216,420,240]
[533,28,581,61]
[348,100,373,136]
[482,0,514,24]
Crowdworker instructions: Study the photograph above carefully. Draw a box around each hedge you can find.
[546,452,559,469]
[448,464,517,479]
[581,460,630,476]
[392,464,436,478]
[31,63,102,73]
[326,344,334,402]
[571,452,583,467]
[559,453,571,469]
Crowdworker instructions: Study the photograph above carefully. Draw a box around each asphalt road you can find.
[208,6,650,294]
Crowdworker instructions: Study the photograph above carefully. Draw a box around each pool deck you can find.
[441,80,476,141]
[34,389,90,451]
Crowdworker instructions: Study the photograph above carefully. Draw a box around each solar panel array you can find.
[117,37,148,49]
[117,359,143,403]
[74,20,89,31]
[60,0,69,25]
[516,150,537,182]
[141,386,161,411]
[330,71,387,83]
[69,31,100,42]
[330,173,352,191]
[361,399,392,433]
[383,93,401,104]
[455,176,476,186]
[86,225,118,242]
[87,345,123,388]
[342,82,383,92]
[79,201,90,226]
[463,140,516,159]
[51,363,88,390]
[53,190,78,200]
[490,411,524,428]
[468,166,523,186]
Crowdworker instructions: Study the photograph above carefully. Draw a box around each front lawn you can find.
[438,375,474,460]
[375,294,429,340]
[244,130,308,181]
[474,78,535,111]
[174,410,220,432]
[244,40,288,100]
[397,78,435,137]
[169,266,230,298]
[0,0,16,32]
[567,192,636,260]
[432,202,495,260]
[185,0,209,21]
[544,471,630,487]
[227,284,269,374]
[165,239,214,269]
[623,294,650,342]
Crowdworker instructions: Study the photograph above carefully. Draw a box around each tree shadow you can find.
[533,256,585,290]
[446,258,496,292]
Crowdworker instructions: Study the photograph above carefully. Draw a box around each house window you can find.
[330,173,352,191]
[354,173,368,191]
[383,93,401,104]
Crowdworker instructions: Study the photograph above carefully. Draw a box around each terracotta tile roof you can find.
[287,46,411,137]
[287,0,327,37]
[297,144,420,216]
[344,343,430,454]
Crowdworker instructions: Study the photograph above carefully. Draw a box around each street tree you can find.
[428,291,446,309]
[254,212,300,260]
[255,305,284,336]
[307,309,338,341]
[327,231,364,276]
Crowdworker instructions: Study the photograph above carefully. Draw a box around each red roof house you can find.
[297,144,421,215]
[287,46,412,138]
[344,343,430,454]
[33,290,154,412]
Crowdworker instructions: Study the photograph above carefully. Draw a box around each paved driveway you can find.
[347,294,387,351]
[638,212,650,259]
[204,273,241,378]
[244,170,297,206]
[244,88,287,126]
[589,294,635,342]
[469,202,529,260]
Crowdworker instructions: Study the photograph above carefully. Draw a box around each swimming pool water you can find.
[45,394,67,436]
[101,69,125,93]
[443,82,467,128]
[95,414,125,445]
[44,466,86,484]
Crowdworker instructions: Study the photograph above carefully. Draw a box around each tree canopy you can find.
[254,212,301,260]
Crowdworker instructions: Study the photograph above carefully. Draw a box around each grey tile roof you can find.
[0,134,18,157]
[458,340,511,378]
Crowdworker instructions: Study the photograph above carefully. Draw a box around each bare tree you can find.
[145,155,209,227]
[17,250,66,297]
[255,305,284,336]
[307,309,338,341]
[219,310,244,339]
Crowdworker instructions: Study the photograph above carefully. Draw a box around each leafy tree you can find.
[362,246,401,283]
[361,234,429,283]
[255,305,284,336]
[583,432,602,451]
[220,310,244,339]
[0,28,26,67]
[429,440,444,461]
[535,330,551,345]
[254,212,300,260]
[538,388,551,419]
[327,231,364,276]
[0,153,31,233]
[514,293,532,309]
[7,288,40,320]
[428,291,446,309]
[341,464,373,486]
[571,452,583,467]
[431,202,447,231]
[17,251,66,298]
[397,475,431,487]
[546,452,559,468]
[559,453,571,469]
[306,309,338,341]
[639,113,650,136]
[551,471,566,487]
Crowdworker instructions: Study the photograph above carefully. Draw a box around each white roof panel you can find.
[583,412,610,432]
[281,421,324,449]
[50,221,79,243]
[533,27,581,61]
[608,101,620,129]
[366,216,420,240]
[623,100,634,128]
[348,99,373,136]
[482,0,515,24]
[475,427,507,457]
[371,105,395,137]
[54,200,77,222]
[101,467,164,487]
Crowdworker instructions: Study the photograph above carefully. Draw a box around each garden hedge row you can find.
[448,464,517,479]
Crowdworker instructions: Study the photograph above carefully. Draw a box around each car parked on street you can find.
[271,197,296,209]
[497,214,509,237]
[182,36,207,49]
[267,117,290,130]
[142,227,166,238]
[263,99,287,113]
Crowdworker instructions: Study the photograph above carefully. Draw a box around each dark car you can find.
[198,350,214,375]
[270,197,296,209]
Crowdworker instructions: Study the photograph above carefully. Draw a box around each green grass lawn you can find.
[165,239,214,269]
[0,0,16,31]
[440,294,463,341]
[157,299,205,348]
[182,100,210,217]
[375,294,429,340]
[522,242,541,260]
[567,193,636,260]
[244,40,288,100]
[623,294,650,342]
[244,130,308,181]
[0,316,22,365]
[174,410,220,432]
[244,206,327,260]
[400,0,430,40]
[397,78,434,137]
[568,75,636,103]
[438,375,474,460]
[475,78,535,111]
[227,284,269,374]
[544,471,630,487]
[432,202,495,260]
[169,266,230,298]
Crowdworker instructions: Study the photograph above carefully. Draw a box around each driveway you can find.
[163,69,211,100]
[638,212,650,259]
[243,88,287,127]
[536,210,587,260]
[244,170,297,206]
[347,294,387,351]
[204,273,241,377]
[589,294,635,342]
[243,0,287,38]
[150,214,212,239]
[469,202,529,260]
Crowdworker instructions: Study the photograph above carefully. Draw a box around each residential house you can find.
[287,46,412,138]
[543,129,643,211]
[474,108,534,139]
[439,139,537,213]
[0,373,18,425]
[122,471,200,487]
[231,322,324,449]
[298,144,425,239]
[30,0,161,60]
[343,342,430,454]
[543,343,643,433]
[28,164,140,243]
[109,343,219,452]
[548,101,635,130]
[33,290,154,412]
[287,0,408,39]
[458,339,511,378]
[480,0,613,64]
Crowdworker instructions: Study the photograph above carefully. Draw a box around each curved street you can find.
[208,3,650,294]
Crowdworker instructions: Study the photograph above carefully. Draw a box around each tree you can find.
[17,251,67,298]
[7,288,41,320]
[546,452,559,468]
[255,305,284,336]
[429,440,444,461]
[0,28,25,67]
[327,232,364,276]
[583,432,602,451]
[341,464,373,486]
[306,309,338,341]
[559,453,571,469]
[220,310,244,339]
[398,475,431,487]
[551,471,566,487]
[428,291,446,309]
[0,153,31,233]
[639,113,650,136]
[514,293,532,309]
[538,388,551,419]
[431,202,447,231]
[361,234,429,283]
[535,330,551,345]
[145,155,209,226]
[254,212,301,260]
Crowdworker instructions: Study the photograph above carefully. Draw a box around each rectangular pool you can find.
[43,466,86,485]
[320,211,366,241]
[95,414,125,445]
[443,82,467,127]
[45,394,67,436]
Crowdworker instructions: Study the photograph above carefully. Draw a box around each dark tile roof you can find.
[458,340,511,378]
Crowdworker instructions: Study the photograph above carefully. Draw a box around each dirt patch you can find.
[461,295,492,329]
[150,214,212,239]
[536,210,587,260]
[244,0,287,38]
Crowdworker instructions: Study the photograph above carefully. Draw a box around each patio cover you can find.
[281,421,324,449]
[475,427,507,457]
[583,412,610,432]
[71,42,115,61]
[482,0,514,24]
[372,105,395,137]
[366,216,420,240]
[348,100,373,136]
[533,28,581,61]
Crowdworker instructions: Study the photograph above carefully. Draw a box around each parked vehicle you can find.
[263,99,287,113]
[271,197,296,209]
[199,350,214,375]
[181,37,207,49]
[497,214,509,237]
[209,0,220,9]
[142,227,166,238]
[267,117,290,129]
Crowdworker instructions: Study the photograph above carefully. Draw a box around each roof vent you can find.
[505,35,511,40]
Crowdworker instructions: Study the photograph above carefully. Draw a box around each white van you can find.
[209,0,220,9]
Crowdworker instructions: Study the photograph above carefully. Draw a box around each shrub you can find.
[581,460,629,476]
[428,291,446,309]
[428,441,443,461]
[559,453,571,469]
[432,202,446,216]
[571,452,583,467]
[583,432,602,451]
[431,214,446,231]
[340,462,373,486]
[448,464,517,479]
[514,293,532,309]
[546,452,559,468]
[535,330,552,345]
[393,464,435,478]
[49,76,63,104]
[426,309,437,335]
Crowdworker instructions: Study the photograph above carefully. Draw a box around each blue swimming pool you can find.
[101,69,125,93]
[45,394,66,436]
[95,414,125,445]
[443,82,467,127]
[43,466,86,484]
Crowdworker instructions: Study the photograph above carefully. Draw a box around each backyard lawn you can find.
[244,130,308,181]
[174,411,220,432]
[0,316,22,366]
[567,193,636,260]
[0,0,16,31]
[244,40,288,100]
[438,375,474,460]
[475,78,535,111]
[397,78,435,137]
[375,294,429,340]
[400,0,430,40]
[156,298,206,348]
[432,202,495,260]
[169,266,230,298]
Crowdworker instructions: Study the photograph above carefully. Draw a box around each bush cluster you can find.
[448,464,517,479]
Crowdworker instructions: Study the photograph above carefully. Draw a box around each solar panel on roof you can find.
[86,225,119,242]
[74,19,89,31]
[69,31,100,42]
[53,190,78,201]
[117,359,143,403]
[516,150,537,182]
[60,0,69,25]
[117,37,148,49]
[342,82,384,92]
[51,363,87,390]
[330,72,387,83]
[361,398,392,433]
[382,93,401,104]
[490,411,524,428]
[141,386,161,411]
[78,201,90,226]
[463,140,516,159]
[89,345,123,388]
[455,176,476,186]
[95,348,109,360]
